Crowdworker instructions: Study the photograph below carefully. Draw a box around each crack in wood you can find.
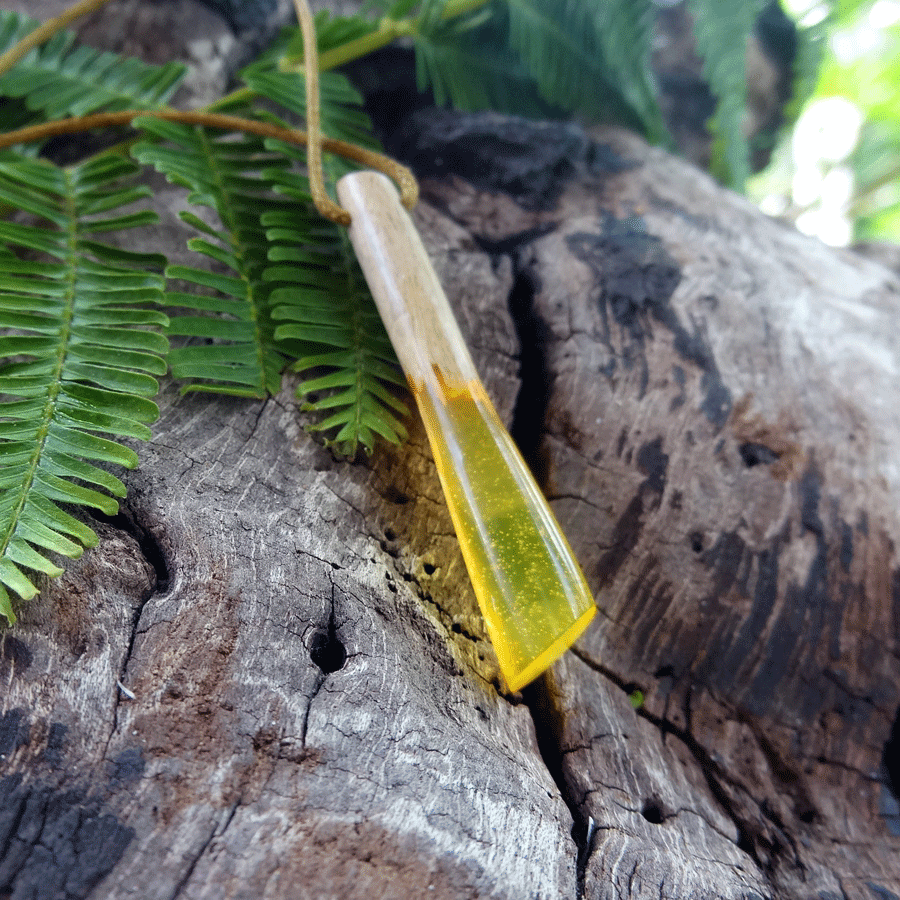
[506,253,552,486]
[884,706,900,806]
[301,579,344,748]
[521,676,594,900]
[568,645,774,880]
[89,503,171,756]
[166,801,240,900]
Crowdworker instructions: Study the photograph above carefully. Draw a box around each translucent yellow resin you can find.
[413,372,596,691]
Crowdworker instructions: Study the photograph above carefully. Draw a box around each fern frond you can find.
[0,152,167,623]
[240,64,379,155]
[260,191,409,457]
[686,0,769,189]
[244,64,409,455]
[132,59,410,455]
[315,9,380,52]
[269,9,379,66]
[132,116,295,397]
[0,9,186,122]
[413,9,547,114]
[415,0,453,35]
[502,0,665,137]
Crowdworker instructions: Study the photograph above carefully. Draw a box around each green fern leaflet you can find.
[686,0,770,189]
[503,0,664,135]
[133,116,294,398]
[260,177,409,456]
[0,9,186,123]
[132,66,410,455]
[0,153,168,623]
[240,65,409,455]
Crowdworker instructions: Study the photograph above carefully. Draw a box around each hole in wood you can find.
[641,799,665,824]
[797,804,817,825]
[884,704,900,801]
[309,627,346,674]
[383,484,411,504]
[739,441,780,468]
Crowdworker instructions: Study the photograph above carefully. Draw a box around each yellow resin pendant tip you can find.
[500,603,597,693]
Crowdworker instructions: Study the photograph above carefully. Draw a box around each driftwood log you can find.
[2,2,900,898]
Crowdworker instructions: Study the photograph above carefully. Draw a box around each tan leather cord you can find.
[292,0,418,225]
[0,110,405,185]
[293,0,351,225]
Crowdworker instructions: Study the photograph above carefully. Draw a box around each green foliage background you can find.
[0,0,886,622]
[818,0,900,240]
[750,0,900,243]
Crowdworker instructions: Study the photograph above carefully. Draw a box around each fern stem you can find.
[0,0,116,78]
[205,1,490,120]
[286,0,492,73]
[0,109,419,210]
[194,125,269,396]
[441,0,493,21]
[337,205,370,444]
[313,19,416,73]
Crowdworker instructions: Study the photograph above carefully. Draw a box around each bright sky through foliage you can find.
[753,0,900,245]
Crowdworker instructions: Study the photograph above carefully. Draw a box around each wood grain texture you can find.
[418,121,900,898]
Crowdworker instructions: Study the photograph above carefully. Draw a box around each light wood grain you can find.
[337,171,480,386]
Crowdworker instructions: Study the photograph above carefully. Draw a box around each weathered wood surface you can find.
[3,2,900,898]
[395,110,900,898]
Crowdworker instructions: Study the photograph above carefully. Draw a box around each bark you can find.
[3,3,900,899]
